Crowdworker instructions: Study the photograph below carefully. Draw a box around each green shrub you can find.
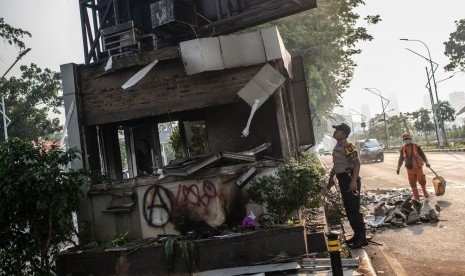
[0,138,85,275]
[248,155,325,222]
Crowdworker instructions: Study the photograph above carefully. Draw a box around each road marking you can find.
[450,184,465,188]
[376,237,409,276]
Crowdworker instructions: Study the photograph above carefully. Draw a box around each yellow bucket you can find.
[432,176,446,196]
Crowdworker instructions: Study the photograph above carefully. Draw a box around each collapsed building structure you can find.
[58,0,319,274]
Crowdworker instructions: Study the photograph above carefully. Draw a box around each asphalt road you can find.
[320,152,465,276]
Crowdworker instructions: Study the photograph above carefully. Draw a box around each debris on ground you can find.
[360,188,441,229]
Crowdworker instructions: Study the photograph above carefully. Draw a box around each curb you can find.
[385,148,465,153]
[424,148,465,152]
[351,248,377,276]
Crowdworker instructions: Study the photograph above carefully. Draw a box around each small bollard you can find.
[326,230,343,276]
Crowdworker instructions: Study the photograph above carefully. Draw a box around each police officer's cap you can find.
[332,123,351,136]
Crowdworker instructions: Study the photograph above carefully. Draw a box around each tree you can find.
[399,112,411,133]
[0,138,85,275]
[408,108,435,145]
[387,115,405,141]
[444,19,465,72]
[1,63,63,141]
[437,101,456,124]
[247,1,380,143]
[169,123,209,160]
[368,114,385,143]
[271,1,380,116]
[0,17,31,50]
[1,18,61,141]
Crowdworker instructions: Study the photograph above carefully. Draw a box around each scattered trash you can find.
[242,211,260,228]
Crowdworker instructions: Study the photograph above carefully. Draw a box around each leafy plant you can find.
[104,231,130,249]
[0,138,85,275]
[164,237,199,273]
[165,237,175,272]
[248,156,325,222]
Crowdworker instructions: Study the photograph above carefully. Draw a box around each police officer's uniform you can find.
[332,140,366,240]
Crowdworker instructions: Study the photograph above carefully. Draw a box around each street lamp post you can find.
[0,48,31,141]
[400,38,446,147]
[350,108,367,137]
[364,88,390,148]
[425,67,441,145]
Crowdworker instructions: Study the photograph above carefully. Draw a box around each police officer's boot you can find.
[348,232,368,249]
[345,232,359,244]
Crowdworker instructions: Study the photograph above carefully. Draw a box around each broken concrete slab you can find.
[407,209,419,224]
[366,215,386,228]
[362,189,441,229]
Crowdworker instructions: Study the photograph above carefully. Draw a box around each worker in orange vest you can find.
[396,132,430,200]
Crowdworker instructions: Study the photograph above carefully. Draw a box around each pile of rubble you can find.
[361,189,441,228]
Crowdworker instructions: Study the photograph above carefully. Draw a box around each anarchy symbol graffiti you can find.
[143,184,172,227]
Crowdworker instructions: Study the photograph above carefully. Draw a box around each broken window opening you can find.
[97,124,123,182]
[184,120,209,157]
[132,124,159,176]
[159,120,210,166]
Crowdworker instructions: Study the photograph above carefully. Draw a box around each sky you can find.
[1,0,465,122]
[0,0,83,77]
[342,0,465,121]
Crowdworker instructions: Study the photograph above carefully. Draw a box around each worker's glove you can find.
[396,168,400,175]
[426,163,431,168]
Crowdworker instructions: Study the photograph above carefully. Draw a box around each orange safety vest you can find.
[402,144,424,168]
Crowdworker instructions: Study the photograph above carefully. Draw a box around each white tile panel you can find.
[237,63,285,108]
[200,37,224,71]
[180,38,204,75]
[238,31,267,66]
[219,35,243,68]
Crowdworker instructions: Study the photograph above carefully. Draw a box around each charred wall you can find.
[77,57,263,126]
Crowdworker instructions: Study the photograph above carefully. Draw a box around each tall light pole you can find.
[349,108,367,137]
[400,38,446,147]
[364,88,390,148]
[1,48,31,141]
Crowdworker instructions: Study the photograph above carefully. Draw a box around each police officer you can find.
[328,123,367,249]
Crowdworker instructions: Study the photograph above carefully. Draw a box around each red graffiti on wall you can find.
[173,180,220,209]
[143,180,223,228]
